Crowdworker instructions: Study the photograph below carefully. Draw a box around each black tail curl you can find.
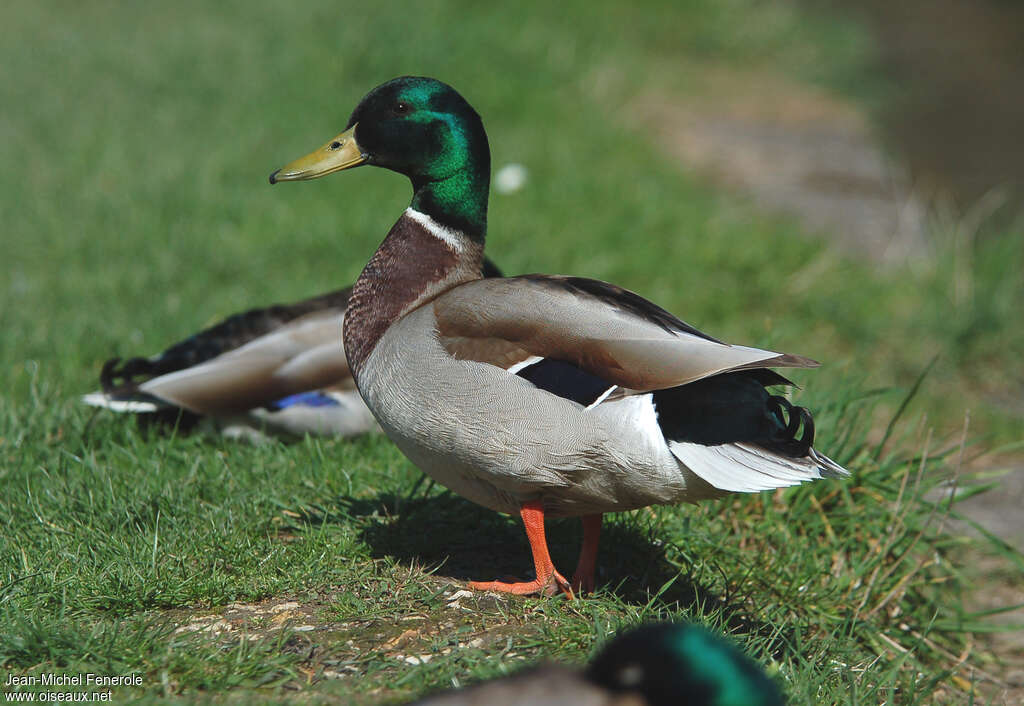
[652,370,818,459]
[100,356,158,392]
[766,396,815,457]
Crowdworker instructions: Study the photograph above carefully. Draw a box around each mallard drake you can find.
[270,76,847,595]
[84,259,501,438]
[410,622,784,705]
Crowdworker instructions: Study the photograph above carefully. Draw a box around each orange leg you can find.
[468,500,573,598]
[571,514,602,594]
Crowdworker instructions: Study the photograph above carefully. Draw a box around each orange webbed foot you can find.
[469,570,573,598]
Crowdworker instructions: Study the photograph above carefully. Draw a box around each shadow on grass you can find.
[278,486,800,666]
[326,489,733,616]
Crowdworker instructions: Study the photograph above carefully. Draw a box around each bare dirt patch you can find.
[848,0,1024,209]
[164,576,555,700]
[631,68,928,264]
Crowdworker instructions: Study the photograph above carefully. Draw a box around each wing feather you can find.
[139,311,348,415]
[434,275,818,391]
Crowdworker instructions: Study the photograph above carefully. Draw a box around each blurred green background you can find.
[2,0,1022,703]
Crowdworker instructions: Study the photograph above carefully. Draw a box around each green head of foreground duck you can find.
[271,76,848,598]
[584,623,785,706]
[411,622,785,705]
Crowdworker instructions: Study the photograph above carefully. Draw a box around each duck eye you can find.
[329,141,342,150]
[394,102,410,115]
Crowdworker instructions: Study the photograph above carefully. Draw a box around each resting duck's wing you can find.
[82,288,367,436]
[114,306,351,415]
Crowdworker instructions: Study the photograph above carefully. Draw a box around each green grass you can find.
[2,0,1022,703]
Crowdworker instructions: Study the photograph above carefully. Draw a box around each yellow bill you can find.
[269,124,366,184]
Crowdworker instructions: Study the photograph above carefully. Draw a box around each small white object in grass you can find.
[402,655,432,665]
[446,589,474,604]
[494,163,528,194]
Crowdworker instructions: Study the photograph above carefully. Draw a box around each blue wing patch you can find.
[268,391,342,410]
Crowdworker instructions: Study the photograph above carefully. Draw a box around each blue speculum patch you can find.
[269,392,340,410]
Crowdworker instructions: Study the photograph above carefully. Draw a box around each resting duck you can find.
[82,242,499,438]
[410,622,785,705]
[271,76,847,596]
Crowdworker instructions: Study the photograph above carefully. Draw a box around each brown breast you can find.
[343,210,483,377]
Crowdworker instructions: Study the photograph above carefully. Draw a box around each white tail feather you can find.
[668,440,847,493]
[81,392,160,413]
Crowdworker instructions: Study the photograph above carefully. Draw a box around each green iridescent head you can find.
[585,623,785,706]
[270,76,490,240]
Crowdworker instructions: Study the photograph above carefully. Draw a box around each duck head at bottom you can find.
[411,622,785,706]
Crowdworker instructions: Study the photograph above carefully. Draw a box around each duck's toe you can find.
[468,570,573,598]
